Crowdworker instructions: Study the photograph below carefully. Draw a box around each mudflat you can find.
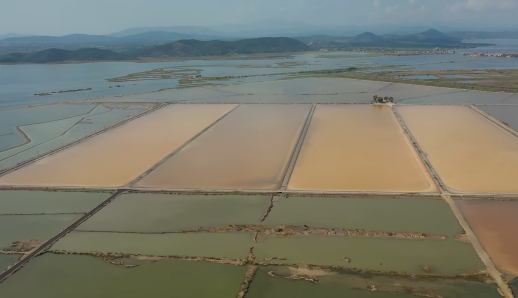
[0,104,236,187]
[456,200,518,275]
[288,105,435,192]
[397,105,518,193]
[136,104,310,190]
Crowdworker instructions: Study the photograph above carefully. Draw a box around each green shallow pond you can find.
[52,231,254,259]
[78,194,270,232]
[0,191,109,214]
[0,104,94,152]
[0,215,81,249]
[247,267,501,298]
[254,237,484,274]
[0,254,18,272]
[265,196,462,237]
[0,254,245,298]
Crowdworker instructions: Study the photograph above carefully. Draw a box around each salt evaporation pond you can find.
[401,90,510,104]
[52,231,254,259]
[0,254,245,298]
[254,237,484,274]
[288,105,436,192]
[456,200,518,275]
[0,104,149,169]
[209,78,389,96]
[136,104,310,190]
[397,105,518,193]
[0,214,81,249]
[247,267,501,298]
[0,104,236,187]
[402,75,438,80]
[264,196,461,237]
[477,105,518,131]
[0,191,109,214]
[78,193,270,232]
[0,254,18,272]
[0,103,95,152]
[97,86,232,103]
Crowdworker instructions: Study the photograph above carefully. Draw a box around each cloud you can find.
[408,0,416,4]
[373,0,380,7]
[448,0,517,12]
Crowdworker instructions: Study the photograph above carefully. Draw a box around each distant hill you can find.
[119,31,222,43]
[131,37,309,57]
[0,37,309,63]
[400,29,461,42]
[294,35,345,44]
[0,31,223,52]
[352,32,383,43]
[2,34,116,44]
[0,48,126,63]
[303,29,478,49]
[0,33,36,41]
[109,26,221,37]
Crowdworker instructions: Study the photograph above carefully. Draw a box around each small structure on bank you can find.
[372,95,394,104]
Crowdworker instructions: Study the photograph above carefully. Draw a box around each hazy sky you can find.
[2,0,517,35]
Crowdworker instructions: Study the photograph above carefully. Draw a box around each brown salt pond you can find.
[287,105,435,192]
[397,105,518,193]
[0,104,236,187]
[136,104,310,190]
[456,200,518,275]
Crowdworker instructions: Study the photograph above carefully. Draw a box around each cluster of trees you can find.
[373,95,394,103]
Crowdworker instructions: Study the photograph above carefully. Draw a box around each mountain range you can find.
[0,31,225,52]
[0,37,309,63]
[297,29,480,49]
[0,28,497,63]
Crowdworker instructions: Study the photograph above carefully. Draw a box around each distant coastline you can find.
[0,29,495,65]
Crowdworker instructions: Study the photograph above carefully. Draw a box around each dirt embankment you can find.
[237,265,258,298]
[0,239,46,260]
[266,266,459,298]
[258,262,495,284]
[50,250,247,266]
[191,225,446,240]
[77,225,448,240]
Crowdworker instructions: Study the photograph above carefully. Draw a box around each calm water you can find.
[402,75,438,80]
[287,105,435,192]
[0,254,245,298]
[0,214,81,249]
[456,200,518,275]
[0,191,108,214]
[247,267,501,298]
[441,74,475,79]
[265,197,461,237]
[0,254,18,272]
[2,39,518,109]
[0,104,148,169]
[79,193,270,232]
[254,236,484,274]
[477,105,518,131]
[52,231,254,259]
[397,105,518,193]
[0,104,236,187]
[136,104,310,190]
[0,103,93,151]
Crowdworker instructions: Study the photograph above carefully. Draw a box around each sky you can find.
[1,0,517,35]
